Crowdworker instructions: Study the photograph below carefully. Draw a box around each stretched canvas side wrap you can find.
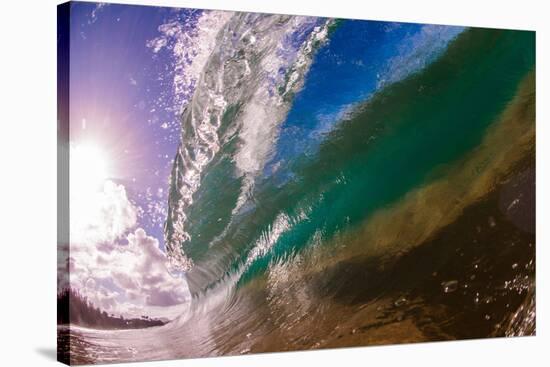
[57,1,536,365]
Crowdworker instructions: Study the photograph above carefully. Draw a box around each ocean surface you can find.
[60,9,535,364]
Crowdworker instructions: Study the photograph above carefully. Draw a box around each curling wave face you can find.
[61,15,535,364]
[164,13,468,296]
[164,12,333,273]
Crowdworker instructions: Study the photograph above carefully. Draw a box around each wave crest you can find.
[163,12,332,272]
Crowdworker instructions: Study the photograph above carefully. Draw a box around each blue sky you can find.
[69,2,193,246]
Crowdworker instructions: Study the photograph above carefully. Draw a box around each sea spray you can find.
[164,12,332,272]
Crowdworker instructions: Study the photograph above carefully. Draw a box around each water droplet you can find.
[442,280,458,293]
[394,297,408,307]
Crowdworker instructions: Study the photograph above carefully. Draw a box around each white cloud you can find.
[70,180,137,245]
[69,226,190,318]
[68,178,190,319]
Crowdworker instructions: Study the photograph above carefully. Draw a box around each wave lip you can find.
[164,12,332,272]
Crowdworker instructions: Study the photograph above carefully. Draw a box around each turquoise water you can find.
[174,24,534,294]
[62,13,536,364]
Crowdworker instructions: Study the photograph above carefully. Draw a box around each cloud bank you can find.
[67,180,189,319]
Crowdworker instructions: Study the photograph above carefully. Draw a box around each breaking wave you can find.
[163,11,332,272]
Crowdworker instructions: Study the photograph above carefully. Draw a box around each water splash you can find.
[163,12,332,271]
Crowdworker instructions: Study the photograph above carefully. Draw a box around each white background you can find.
[0,0,547,365]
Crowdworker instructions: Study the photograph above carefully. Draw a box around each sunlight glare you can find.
[70,143,109,196]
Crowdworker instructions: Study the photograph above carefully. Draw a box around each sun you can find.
[70,143,110,196]
[70,142,119,244]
